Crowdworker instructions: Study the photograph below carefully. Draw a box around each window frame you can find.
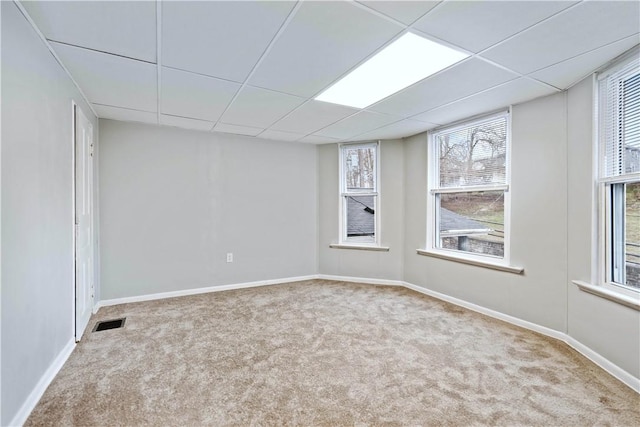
[338,141,381,246]
[426,110,512,266]
[596,50,640,296]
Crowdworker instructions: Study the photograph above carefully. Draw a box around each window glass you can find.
[346,195,376,242]
[624,183,640,288]
[438,191,504,257]
[343,145,376,192]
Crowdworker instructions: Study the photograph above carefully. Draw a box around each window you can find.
[598,53,640,292]
[339,142,379,245]
[427,112,510,262]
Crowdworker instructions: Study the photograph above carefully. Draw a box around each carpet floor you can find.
[26,280,639,426]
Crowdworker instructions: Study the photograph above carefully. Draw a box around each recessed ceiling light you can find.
[315,32,469,109]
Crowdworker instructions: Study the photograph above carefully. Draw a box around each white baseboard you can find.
[317,274,404,287]
[16,274,635,427]
[94,275,319,310]
[93,273,638,394]
[9,339,76,427]
[401,281,566,341]
[401,280,639,394]
[565,336,640,393]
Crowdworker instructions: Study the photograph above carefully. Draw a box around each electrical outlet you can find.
[226,253,233,263]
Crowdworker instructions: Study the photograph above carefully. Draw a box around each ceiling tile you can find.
[300,135,341,144]
[93,104,158,125]
[355,119,436,140]
[214,123,264,137]
[412,78,557,126]
[270,101,359,135]
[161,68,240,122]
[370,58,517,117]
[22,1,156,62]
[258,129,305,142]
[357,1,440,25]
[51,42,157,112]
[160,114,213,132]
[482,1,640,74]
[530,35,640,89]
[220,86,305,129]
[249,1,402,97]
[162,1,295,82]
[315,111,401,139]
[413,1,577,53]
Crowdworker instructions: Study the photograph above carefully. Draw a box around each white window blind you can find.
[600,57,640,178]
[435,116,507,189]
[342,144,377,193]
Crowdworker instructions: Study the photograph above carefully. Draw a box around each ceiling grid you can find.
[16,0,640,143]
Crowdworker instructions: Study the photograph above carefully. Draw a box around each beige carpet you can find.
[26,280,639,426]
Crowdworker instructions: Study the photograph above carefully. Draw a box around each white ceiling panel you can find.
[22,1,157,62]
[249,1,402,97]
[316,111,401,139]
[52,42,157,112]
[413,1,577,53]
[300,135,341,144]
[412,78,557,126]
[370,58,517,117]
[220,86,305,129]
[270,100,359,135]
[357,1,441,25]
[530,35,640,89]
[29,1,640,143]
[162,1,295,82]
[258,129,306,142]
[214,123,264,137]
[161,68,240,122]
[160,114,213,132]
[355,119,436,141]
[482,0,640,75]
[93,104,158,126]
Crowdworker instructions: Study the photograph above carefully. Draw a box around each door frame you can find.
[72,100,95,341]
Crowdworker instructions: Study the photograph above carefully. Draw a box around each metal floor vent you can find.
[92,318,126,332]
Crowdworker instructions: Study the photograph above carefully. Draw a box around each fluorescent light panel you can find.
[316,33,469,109]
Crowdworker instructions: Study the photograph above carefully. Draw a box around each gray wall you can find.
[99,120,317,300]
[567,77,640,378]
[318,85,638,380]
[1,2,98,424]
[317,140,404,280]
[402,93,569,332]
[404,94,567,331]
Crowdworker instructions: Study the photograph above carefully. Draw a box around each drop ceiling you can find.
[19,0,640,143]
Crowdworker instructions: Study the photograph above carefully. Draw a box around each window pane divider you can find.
[430,184,508,195]
[341,192,378,197]
[599,173,640,185]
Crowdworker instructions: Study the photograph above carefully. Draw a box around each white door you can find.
[75,104,94,341]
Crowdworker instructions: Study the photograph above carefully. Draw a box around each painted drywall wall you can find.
[567,76,640,378]
[317,140,404,280]
[99,120,317,300]
[1,2,98,424]
[402,93,569,332]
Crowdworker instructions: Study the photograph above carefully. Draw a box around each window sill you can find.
[572,280,640,311]
[416,249,524,274]
[330,244,390,252]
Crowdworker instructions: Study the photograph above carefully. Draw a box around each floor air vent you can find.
[92,318,126,332]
